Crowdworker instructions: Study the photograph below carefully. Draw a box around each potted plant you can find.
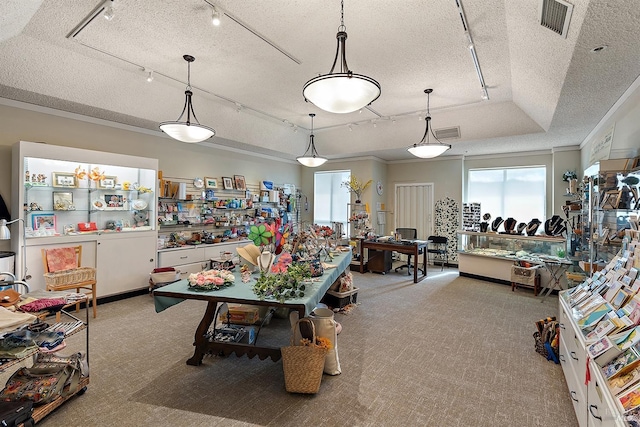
[342,175,372,204]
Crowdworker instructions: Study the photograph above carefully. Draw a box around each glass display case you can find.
[457,231,566,261]
[23,157,156,237]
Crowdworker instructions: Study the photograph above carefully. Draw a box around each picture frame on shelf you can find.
[98,176,117,189]
[32,213,56,230]
[234,175,246,190]
[205,177,218,189]
[52,192,74,211]
[104,194,124,208]
[222,177,234,190]
[52,172,77,188]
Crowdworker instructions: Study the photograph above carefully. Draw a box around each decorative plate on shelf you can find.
[193,177,204,189]
[131,199,148,210]
[92,199,105,210]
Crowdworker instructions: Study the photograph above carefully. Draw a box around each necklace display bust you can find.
[526,218,541,236]
[503,217,517,233]
[491,216,504,232]
[517,222,527,235]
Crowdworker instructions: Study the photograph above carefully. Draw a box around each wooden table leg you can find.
[359,240,365,274]
[187,301,217,366]
[413,245,418,283]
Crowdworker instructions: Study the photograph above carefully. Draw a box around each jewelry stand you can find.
[526,219,541,236]
[491,217,504,232]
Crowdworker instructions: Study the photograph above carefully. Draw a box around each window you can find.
[314,170,350,232]
[468,167,546,223]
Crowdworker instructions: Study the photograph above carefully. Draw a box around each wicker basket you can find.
[281,319,328,394]
[44,267,96,287]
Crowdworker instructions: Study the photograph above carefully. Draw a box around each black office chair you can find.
[394,228,424,275]
[426,236,448,271]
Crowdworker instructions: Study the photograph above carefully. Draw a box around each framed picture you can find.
[32,213,56,230]
[234,175,246,190]
[104,194,124,208]
[204,177,218,189]
[222,177,234,190]
[53,192,74,211]
[98,176,117,189]
[52,172,77,188]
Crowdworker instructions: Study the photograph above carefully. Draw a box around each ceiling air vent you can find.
[434,126,461,140]
[539,0,573,38]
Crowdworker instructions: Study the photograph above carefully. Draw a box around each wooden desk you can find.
[360,240,429,283]
[153,252,351,364]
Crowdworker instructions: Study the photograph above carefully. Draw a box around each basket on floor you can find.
[281,319,328,394]
[43,267,96,287]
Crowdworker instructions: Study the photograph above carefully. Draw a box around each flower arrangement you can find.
[187,269,234,291]
[247,218,291,254]
[253,262,311,303]
[342,175,372,202]
[300,336,333,350]
[562,170,578,182]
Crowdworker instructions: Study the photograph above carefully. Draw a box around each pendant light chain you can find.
[340,0,345,30]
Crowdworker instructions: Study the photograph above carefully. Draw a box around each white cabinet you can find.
[11,141,159,298]
[559,292,627,427]
[157,240,245,277]
[96,233,157,296]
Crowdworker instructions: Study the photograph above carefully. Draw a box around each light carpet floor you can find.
[37,265,578,427]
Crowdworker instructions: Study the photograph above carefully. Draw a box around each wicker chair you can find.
[41,245,97,320]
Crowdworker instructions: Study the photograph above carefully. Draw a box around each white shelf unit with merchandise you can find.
[11,141,158,297]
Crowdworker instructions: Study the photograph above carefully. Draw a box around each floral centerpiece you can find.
[342,175,372,203]
[562,170,578,182]
[253,262,311,303]
[187,269,234,291]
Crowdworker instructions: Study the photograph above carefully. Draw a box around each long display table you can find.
[153,251,351,363]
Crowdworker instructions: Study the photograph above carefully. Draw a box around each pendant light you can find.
[302,0,380,114]
[407,89,451,158]
[159,55,215,143]
[297,113,328,167]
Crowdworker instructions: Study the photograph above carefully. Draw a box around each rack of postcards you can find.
[560,229,640,425]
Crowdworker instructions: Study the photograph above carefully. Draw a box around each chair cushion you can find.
[46,247,77,272]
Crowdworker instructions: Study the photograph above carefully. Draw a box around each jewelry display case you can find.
[457,231,566,283]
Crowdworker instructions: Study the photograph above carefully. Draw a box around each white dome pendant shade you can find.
[407,89,451,159]
[159,55,215,143]
[297,113,328,167]
[302,0,380,114]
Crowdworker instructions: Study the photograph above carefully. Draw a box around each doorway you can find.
[394,183,434,240]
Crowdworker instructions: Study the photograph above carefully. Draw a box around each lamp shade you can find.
[407,144,451,159]
[159,121,215,143]
[0,219,10,240]
[303,73,381,114]
[159,55,215,143]
[297,156,328,167]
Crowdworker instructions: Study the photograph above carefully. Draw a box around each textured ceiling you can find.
[0,0,639,162]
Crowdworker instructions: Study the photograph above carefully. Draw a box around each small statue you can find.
[25,171,30,182]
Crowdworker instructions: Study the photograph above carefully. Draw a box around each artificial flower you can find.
[187,269,234,291]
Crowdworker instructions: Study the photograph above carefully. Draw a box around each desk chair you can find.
[394,228,424,275]
[41,245,97,321]
[426,236,448,271]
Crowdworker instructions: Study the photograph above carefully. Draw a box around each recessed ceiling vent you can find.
[434,126,461,140]
[539,0,573,38]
